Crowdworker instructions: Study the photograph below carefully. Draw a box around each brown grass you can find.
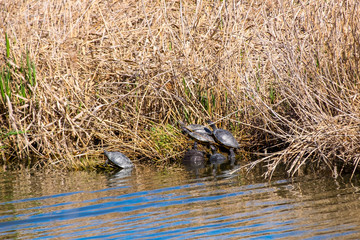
[1,0,360,177]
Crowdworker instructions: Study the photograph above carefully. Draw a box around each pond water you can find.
[1,160,360,239]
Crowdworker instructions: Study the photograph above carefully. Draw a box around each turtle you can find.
[209,145,227,173]
[207,120,240,163]
[104,150,134,169]
[181,127,216,145]
[209,145,226,165]
[182,142,205,168]
[178,120,212,135]
[182,142,207,177]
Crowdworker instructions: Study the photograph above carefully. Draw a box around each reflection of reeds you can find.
[1,1,359,176]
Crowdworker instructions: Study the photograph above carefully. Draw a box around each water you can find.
[1,163,360,239]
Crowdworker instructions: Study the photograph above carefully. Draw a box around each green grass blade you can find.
[5,69,11,99]
[5,33,10,58]
[0,73,5,102]
[31,62,36,86]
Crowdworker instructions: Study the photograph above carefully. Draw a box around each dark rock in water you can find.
[104,150,134,169]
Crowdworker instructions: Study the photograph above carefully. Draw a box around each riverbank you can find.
[1,0,360,177]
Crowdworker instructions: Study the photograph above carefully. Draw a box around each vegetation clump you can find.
[1,0,360,178]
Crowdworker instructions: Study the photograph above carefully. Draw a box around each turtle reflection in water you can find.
[104,150,134,169]
[207,120,239,164]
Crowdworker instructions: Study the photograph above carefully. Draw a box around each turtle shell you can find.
[104,150,134,168]
[207,121,239,149]
[182,127,215,144]
[178,121,212,135]
[213,128,240,149]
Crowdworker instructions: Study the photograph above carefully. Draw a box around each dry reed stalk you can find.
[0,0,359,177]
[239,0,360,178]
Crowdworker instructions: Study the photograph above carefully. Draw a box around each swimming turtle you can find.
[207,120,239,163]
[181,127,215,145]
[104,150,134,169]
[178,120,212,135]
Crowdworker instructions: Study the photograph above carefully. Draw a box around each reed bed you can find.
[1,0,359,177]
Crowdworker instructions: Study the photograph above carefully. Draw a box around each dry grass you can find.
[1,0,360,177]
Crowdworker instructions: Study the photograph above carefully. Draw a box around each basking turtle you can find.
[207,120,239,163]
[181,127,215,145]
[104,150,134,169]
[209,145,227,174]
[182,142,206,177]
[182,142,205,168]
[209,145,226,165]
[178,120,212,135]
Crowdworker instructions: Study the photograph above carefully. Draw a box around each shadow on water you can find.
[0,159,360,239]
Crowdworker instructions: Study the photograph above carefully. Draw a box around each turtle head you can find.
[206,120,216,130]
[178,120,186,128]
[181,127,190,134]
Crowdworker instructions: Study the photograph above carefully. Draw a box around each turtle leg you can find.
[104,159,109,167]
[229,148,236,166]
[210,144,217,153]
[212,162,221,176]
[193,142,198,150]
[212,166,217,176]
[210,162,217,176]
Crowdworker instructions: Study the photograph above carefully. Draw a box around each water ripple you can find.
[0,171,360,239]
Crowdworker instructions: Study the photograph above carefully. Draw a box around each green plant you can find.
[0,68,11,103]
[269,85,275,104]
[149,124,180,158]
[0,34,36,104]
[1,130,28,139]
